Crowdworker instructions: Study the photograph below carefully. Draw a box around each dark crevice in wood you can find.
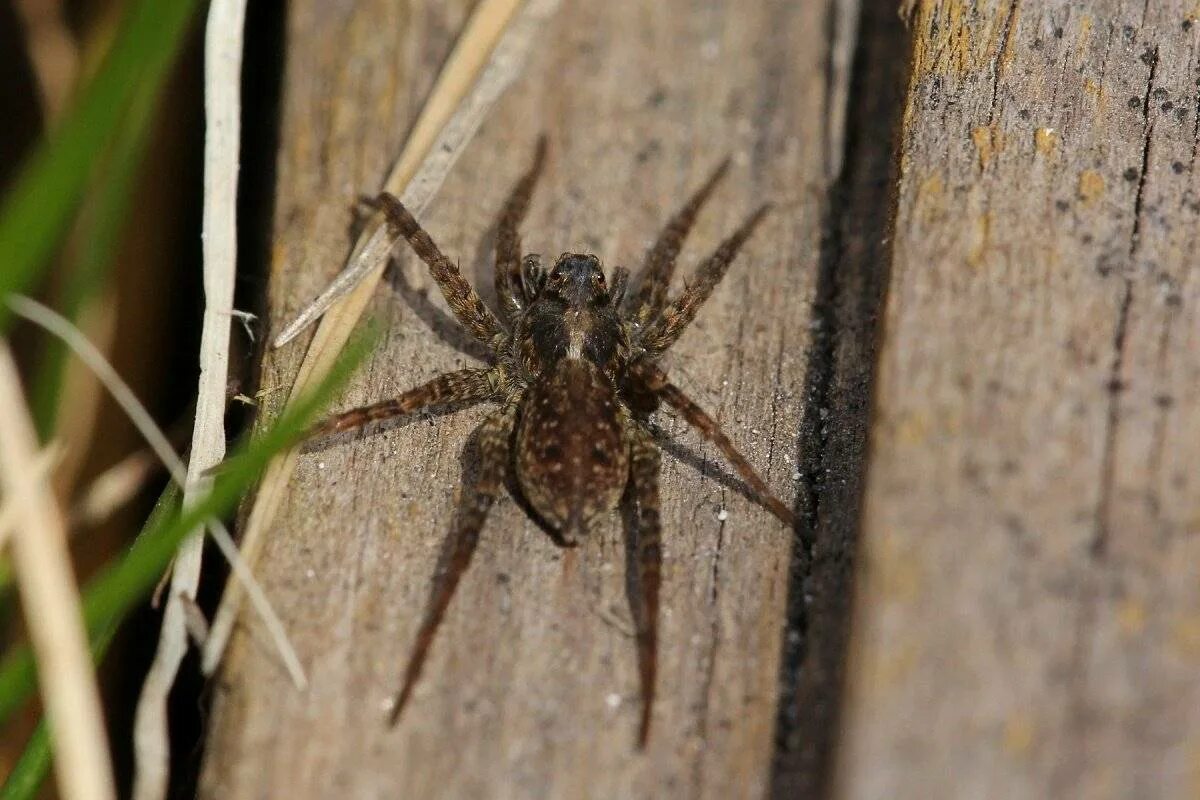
[188,0,286,793]
[1093,41,1156,560]
[768,1,909,796]
[1145,314,1174,493]
[237,0,290,380]
[989,0,1020,123]
[1130,125,1155,256]
[1188,54,1200,173]
[1129,45,1158,259]
[1091,277,1133,560]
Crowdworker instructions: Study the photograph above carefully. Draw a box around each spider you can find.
[307,137,795,748]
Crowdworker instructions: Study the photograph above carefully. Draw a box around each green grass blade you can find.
[0,0,200,327]
[0,485,181,800]
[0,719,51,800]
[29,58,166,436]
[0,620,121,800]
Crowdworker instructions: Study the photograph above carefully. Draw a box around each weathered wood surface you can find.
[200,0,869,797]
[837,2,1200,798]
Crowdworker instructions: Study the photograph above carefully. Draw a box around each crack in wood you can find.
[1091,277,1132,561]
[1093,41,1157,559]
[989,0,1021,123]
[768,1,907,796]
[1129,46,1159,259]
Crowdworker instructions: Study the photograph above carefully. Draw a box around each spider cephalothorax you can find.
[309,138,793,748]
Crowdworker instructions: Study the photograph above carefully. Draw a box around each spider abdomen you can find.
[515,358,629,544]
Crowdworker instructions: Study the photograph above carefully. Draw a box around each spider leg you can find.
[628,158,730,326]
[495,136,548,319]
[634,363,794,526]
[372,192,504,344]
[307,367,494,438]
[609,265,629,308]
[628,428,663,749]
[389,404,517,724]
[520,253,546,298]
[638,203,771,357]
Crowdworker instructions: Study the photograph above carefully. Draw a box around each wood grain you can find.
[200,1,854,796]
[837,2,1200,797]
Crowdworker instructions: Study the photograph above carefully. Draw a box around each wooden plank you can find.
[837,1,1200,797]
[200,0,851,796]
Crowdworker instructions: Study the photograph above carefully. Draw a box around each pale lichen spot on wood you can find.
[915,172,946,226]
[1115,596,1147,636]
[1034,127,1059,156]
[892,410,931,447]
[971,123,1003,169]
[1077,14,1094,51]
[967,212,991,267]
[1078,169,1106,205]
[872,534,923,606]
[1082,76,1108,113]
[860,636,919,702]
[1171,615,1200,658]
[1002,713,1035,757]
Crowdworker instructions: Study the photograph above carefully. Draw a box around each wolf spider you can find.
[308,138,794,748]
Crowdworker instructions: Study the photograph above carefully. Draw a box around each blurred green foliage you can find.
[0,0,372,795]
[0,0,200,326]
[0,331,372,797]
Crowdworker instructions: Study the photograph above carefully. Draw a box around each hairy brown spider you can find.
[308,138,794,748]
